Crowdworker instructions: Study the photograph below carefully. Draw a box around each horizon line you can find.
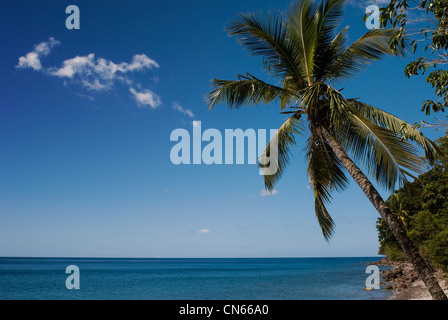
[0,255,385,259]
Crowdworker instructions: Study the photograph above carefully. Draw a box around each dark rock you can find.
[397,282,408,292]
[382,268,403,281]
[368,258,390,266]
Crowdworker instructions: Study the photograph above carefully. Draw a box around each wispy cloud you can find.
[48,53,159,92]
[194,229,212,234]
[172,102,194,118]
[16,38,161,107]
[49,53,159,85]
[50,54,94,78]
[260,189,278,197]
[129,87,162,109]
[16,37,60,71]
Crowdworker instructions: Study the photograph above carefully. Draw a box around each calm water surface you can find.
[0,257,393,300]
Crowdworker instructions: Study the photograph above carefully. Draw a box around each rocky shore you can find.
[370,258,448,300]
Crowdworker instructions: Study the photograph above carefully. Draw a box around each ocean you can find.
[0,257,394,300]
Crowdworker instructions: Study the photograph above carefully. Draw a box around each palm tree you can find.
[387,193,411,231]
[205,0,447,300]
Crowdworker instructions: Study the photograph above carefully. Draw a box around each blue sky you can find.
[0,0,444,258]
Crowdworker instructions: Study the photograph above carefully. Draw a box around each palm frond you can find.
[309,85,425,190]
[306,134,349,240]
[335,108,424,190]
[314,0,347,63]
[317,0,346,35]
[259,112,304,190]
[349,100,442,164]
[205,73,295,110]
[325,28,404,83]
[227,9,306,87]
[314,26,349,81]
[314,198,335,242]
[281,76,304,110]
[286,0,319,84]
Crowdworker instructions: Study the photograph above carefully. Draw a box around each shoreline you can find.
[370,258,448,300]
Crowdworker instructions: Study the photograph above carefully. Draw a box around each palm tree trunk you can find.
[318,125,448,300]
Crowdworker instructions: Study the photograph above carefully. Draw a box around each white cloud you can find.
[49,53,159,91]
[260,189,278,197]
[82,79,108,91]
[124,54,159,71]
[16,37,60,71]
[51,53,159,80]
[51,54,95,78]
[17,38,163,108]
[195,229,212,234]
[173,102,194,118]
[129,87,162,109]
[18,52,42,71]
[34,38,59,55]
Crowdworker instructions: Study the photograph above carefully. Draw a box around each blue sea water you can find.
[0,257,393,300]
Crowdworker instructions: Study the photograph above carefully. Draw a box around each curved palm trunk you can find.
[318,126,448,300]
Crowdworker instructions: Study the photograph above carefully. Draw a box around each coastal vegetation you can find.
[205,0,447,299]
[377,132,448,273]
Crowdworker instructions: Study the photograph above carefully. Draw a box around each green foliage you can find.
[380,0,448,116]
[377,132,448,271]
